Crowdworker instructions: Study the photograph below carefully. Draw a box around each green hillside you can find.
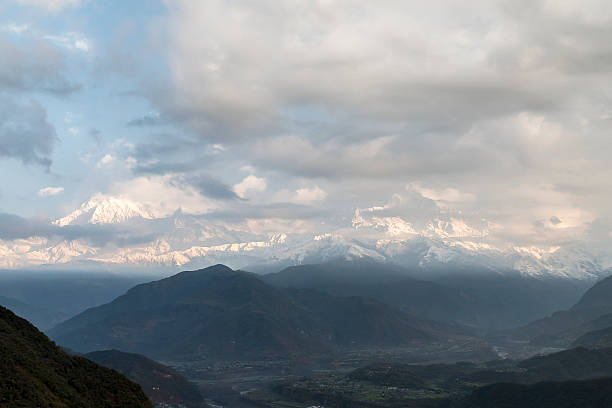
[0,305,152,408]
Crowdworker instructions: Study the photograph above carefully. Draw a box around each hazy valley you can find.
[4,257,612,407]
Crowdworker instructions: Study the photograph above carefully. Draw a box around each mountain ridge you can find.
[49,264,474,361]
[2,194,607,281]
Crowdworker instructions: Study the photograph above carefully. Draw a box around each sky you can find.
[2,0,612,270]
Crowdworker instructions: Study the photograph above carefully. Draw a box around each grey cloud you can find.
[154,1,595,143]
[133,161,194,175]
[0,36,80,96]
[0,213,158,247]
[3,0,609,257]
[185,174,241,201]
[126,113,165,127]
[129,137,230,178]
[249,133,489,180]
[0,34,81,170]
[0,213,38,240]
[196,202,328,222]
[0,95,57,169]
[131,140,183,161]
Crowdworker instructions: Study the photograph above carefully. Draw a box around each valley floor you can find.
[163,340,496,408]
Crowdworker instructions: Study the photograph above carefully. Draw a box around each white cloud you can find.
[96,154,114,168]
[233,175,267,198]
[37,186,64,197]
[290,186,327,205]
[407,183,475,204]
[44,32,91,53]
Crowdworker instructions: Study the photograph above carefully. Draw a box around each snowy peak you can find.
[283,234,386,265]
[6,193,608,281]
[54,194,155,226]
[424,218,488,239]
[510,245,604,280]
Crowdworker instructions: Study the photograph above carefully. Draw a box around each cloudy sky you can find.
[2,0,612,269]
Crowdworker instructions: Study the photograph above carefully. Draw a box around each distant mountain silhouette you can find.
[0,295,61,330]
[261,261,483,324]
[573,326,612,349]
[0,305,151,407]
[572,275,612,310]
[49,264,468,361]
[287,288,470,346]
[85,350,204,407]
[261,260,587,330]
[502,275,612,346]
[0,271,152,330]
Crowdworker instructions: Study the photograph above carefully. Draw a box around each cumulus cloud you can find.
[96,154,114,168]
[159,0,599,138]
[38,186,64,197]
[100,0,612,249]
[233,175,267,199]
[5,0,612,268]
[291,186,327,205]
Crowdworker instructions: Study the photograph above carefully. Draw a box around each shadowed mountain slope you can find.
[261,261,482,324]
[85,350,204,408]
[50,264,466,361]
[0,305,151,408]
[261,260,589,330]
[502,275,612,346]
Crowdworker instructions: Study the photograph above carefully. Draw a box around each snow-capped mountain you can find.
[54,194,155,226]
[1,194,607,281]
[258,235,606,281]
[508,245,604,280]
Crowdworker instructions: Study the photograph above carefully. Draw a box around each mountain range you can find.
[261,260,590,331]
[3,195,609,284]
[48,264,478,362]
[14,258,612,406]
